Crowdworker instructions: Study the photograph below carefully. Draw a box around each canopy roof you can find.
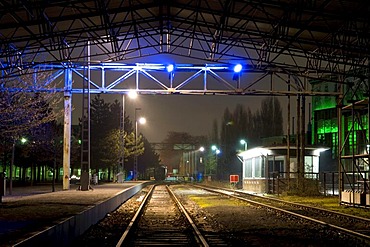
[1,0,369,83]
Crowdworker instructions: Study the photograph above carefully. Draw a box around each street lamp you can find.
[128,89,138,99]
[20,137,27,144]
[240,139,248,151]
[198,147,205,180]
[121,90,138,181]
[134,108,146,181]
[186,160,190,176]
[211,145,220,176]
[10,137,27,195]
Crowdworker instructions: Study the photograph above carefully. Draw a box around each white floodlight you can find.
[128,90,138,99]
[166,64,174,73]
[138,117,146,124]
[233,64,242,73]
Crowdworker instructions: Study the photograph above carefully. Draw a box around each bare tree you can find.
[0,72,62,138]
[258,96,284,138]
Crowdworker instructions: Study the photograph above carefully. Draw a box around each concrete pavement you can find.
[0,182,144,246]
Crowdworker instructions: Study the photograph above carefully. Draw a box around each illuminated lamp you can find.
[166,64,174,73]
[233,64,242,73]
[138,117,146,125]
[232,64,243,81]
[128,90,138,99]
[20,137,28,144]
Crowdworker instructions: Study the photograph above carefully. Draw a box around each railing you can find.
[268,171,340,196]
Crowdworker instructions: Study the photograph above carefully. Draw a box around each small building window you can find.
[244,159,252,178]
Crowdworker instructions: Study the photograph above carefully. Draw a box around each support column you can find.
[296,95,301,188]
[63,68,72,190]
[337,81,343,201]
[287,76,291,189]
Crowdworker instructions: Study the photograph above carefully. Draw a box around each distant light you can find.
[166,64,174,73]
[20,137,27,144]
[211,145,217,151]
[233,64,242,73]
[138,117,146,124]
[240,139,246,145]
[199,146,205,152]
[216,149,221,155]
[128,90,138,99]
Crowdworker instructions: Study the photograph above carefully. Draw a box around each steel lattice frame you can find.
[1,0,369,83]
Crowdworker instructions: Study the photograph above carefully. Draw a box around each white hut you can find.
[238,146,328,193]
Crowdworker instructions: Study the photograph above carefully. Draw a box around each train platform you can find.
[0,182,144,247]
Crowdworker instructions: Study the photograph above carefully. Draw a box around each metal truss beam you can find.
[1,62,343,96]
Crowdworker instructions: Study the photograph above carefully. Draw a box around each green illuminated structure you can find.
[311,76,368,158]
[310,72,370,207]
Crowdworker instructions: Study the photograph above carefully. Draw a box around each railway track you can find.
[116,184,228,247]
[194,184,370,245]
[73,183,368,246]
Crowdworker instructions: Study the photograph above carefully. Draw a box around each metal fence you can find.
[268,171,340,196]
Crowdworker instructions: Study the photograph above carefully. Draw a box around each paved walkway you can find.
[0,182,142,246]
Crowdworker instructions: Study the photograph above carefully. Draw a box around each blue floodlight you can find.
[233,64,242,73]
[166,64,174,73]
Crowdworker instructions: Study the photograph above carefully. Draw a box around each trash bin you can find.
[197,172,203,182]
[92,174,98,185]
[0,172,5,196]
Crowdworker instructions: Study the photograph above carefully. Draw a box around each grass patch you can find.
[201,180,370,218]
[189,195,249,208]
[277,195,370,218]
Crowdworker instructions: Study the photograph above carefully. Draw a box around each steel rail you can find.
[116,184,210,246]
[196,184,370,224]
[194,184,370,244]
[116,184,155,247]
[166,185,209,247]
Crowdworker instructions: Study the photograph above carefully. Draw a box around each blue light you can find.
[233,64,242,73]
[166,64,174,73]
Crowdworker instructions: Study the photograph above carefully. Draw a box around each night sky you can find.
[71,93,268,143]
[70,90,306,144]
[125,94,267,143]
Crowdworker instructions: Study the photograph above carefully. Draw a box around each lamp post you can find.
[186,160,190,176]
[134,108,146,181]
[10,137,27,195]
[211,145,220,176]
[198,146,205,180]
[10,141,15,195]
[121,90,137,181]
